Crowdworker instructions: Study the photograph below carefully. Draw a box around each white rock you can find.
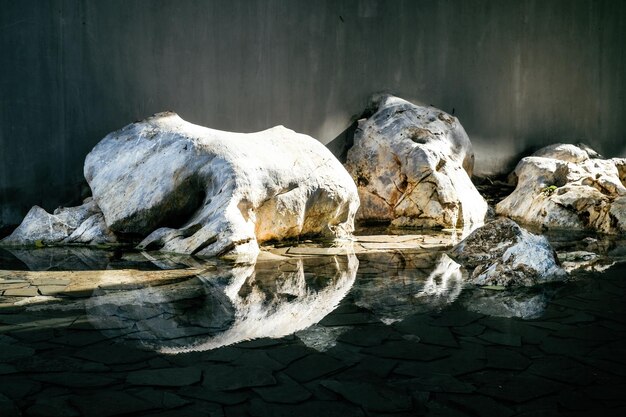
[497,143,626,234]
[449,218,567,287]
[82,112,359,258]
[1,200,115,246]
[344,95,487,229]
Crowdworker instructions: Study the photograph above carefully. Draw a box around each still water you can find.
[0,232,625,416]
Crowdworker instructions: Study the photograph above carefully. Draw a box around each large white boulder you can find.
[344,95,487,229]
[496,143,626,234]
[449,218,567,287]
[3,112,360,259]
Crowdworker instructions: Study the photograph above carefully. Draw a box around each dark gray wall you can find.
[1,0,625,229]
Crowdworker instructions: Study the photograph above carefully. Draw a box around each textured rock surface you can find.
[87,112,359,258]
[3,113,359,259]
[496,143,626,234]
[344,95,487,229]
[1,199,116,246]
[449,218,567,287]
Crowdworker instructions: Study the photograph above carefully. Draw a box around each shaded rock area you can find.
[496,143,626,234]
[0,199,116,247]
[344,95,488,229]
[449,218,567,287]
[2,112,360,259]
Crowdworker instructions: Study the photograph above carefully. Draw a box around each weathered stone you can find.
[1,199,116,246]
[449,218,567,287]
[284,353,345,382]
[202,364,276,390]
[344,94,487,228]
[89,112,358,258]
[126,367,202,386]
[320,380,411,412]
[497,143,626,234]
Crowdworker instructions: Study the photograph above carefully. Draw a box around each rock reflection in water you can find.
[351,252,465,324]
[460,287,553,319]
[85,255,357,353]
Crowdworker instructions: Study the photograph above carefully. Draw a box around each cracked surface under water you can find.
[1,230,625,417]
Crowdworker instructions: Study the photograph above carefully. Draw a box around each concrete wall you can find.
[1,0,625,230]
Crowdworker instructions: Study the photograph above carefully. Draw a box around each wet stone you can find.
[203,364,276,390]
[126,367,202,386]
[284,353,345,382]
[394,316,459,347]
[394,351,485,377]
[132,388,192,409]
[253,380,312,404]
[38,285,69,295]
[73,344,157,365]
[430,310,484,327]
[478,330,522,347]
[178,386,249,405]
[319,311,380,326]
[25,396,80,417]
[3,287,39,297]
[540,336,595,357]
[70,391,156,417]
[478,374,564,403]
[320,380,412,412]
[527,356,597,386]
[362,340,450,361]
[336,325,399,347]
[443,393,515,417]
[0,343,35,362]
[236,350,285,371]
[31,372,118,388]
[485,347,531,370]
[0,364,17,375]
[0,394,20,417]
[452,323,486,337]
[248,398,366,417]
[393,373,476,394]
[350,356,398,378]
[266,344,312,366]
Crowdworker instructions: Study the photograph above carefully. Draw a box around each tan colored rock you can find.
[497,143,626,234]
[344,95,487,229]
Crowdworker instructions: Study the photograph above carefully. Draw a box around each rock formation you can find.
[449,218,567,287]
[0,199,116,246]
[344,95,487,229]
[2,112,360,259]
[496,143,626,234]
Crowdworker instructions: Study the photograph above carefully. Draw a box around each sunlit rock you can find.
[1,199,116,247]
[2,112,359,259]
[344,95,487,229]
[82,255,357,352]
[449,218,567,287]
[496,143,626,234]
[88,112,358,259]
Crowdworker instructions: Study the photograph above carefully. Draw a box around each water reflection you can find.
[350,252,465,324]
[460,287,554,319]
[84,255,358,353]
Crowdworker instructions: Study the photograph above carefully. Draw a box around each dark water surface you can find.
[1,235,625,416]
